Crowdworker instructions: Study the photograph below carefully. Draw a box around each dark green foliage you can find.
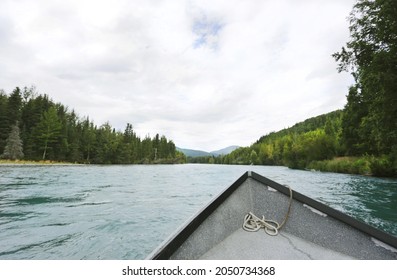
[221,111,344,168]
[341,85,368,155]
[34,107,62,160]
[0,88,22,153]
[7,88,22,125]
[307,157,372,175]
[369,155,396,177]
[0,87,183,164]
[333,0,397,157]
[0,90,9,152]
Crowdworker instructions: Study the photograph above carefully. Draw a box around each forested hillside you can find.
[0,86,185,164]
[222,110,344,168]
[220,0,397,177]
[217,107,395,177]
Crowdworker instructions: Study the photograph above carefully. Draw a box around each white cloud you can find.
[0,0,355,151]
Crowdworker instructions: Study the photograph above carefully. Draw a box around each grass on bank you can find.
[307,155,397,177]
[0,159,76,165]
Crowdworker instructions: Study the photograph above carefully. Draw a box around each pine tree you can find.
[2,122,24,160]
[0,90,9,153]
[35,107,62,160]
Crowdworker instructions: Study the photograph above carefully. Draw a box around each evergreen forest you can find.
[0,86,185,164]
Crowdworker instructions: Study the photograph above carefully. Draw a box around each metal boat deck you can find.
[200,228,353,259]
[148,171,397,260]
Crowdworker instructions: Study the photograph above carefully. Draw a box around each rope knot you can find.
[243,212,279,235]
[242,185,293,236]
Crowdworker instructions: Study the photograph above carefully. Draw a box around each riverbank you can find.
[306,156,397,177]
[0,159,78,165]
[0,159,185,165]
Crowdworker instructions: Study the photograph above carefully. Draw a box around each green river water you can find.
[0,164,396,259]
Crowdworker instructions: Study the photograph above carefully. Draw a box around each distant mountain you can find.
[176,147,210,157]
[210,145,240,156]
[177,145,240,157]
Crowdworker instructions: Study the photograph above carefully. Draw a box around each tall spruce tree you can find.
[2,122,24,160]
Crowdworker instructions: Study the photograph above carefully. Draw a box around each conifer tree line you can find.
[0,86,185,164]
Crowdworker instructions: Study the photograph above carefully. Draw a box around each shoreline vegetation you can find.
[0,159,183,165]
[1,156,393,179]
[0,86,186,165]
[0,159,78,165]
[186,110,396,178]
[306,156,395,177]
[1,156,394,179]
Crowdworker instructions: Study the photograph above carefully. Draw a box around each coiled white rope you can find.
[243,186,293,236]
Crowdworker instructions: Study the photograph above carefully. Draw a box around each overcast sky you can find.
[0,0,355,151]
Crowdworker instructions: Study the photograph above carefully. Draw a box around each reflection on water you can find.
[0,164,396,259]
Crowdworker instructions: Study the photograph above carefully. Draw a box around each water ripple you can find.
[8,196,86,206]
[0,234,77,258]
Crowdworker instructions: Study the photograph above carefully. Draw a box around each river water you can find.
[0,164,396,259]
